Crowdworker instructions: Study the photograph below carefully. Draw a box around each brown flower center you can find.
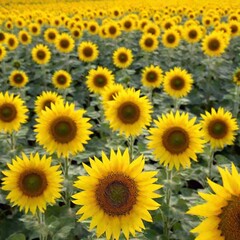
[117,101,140,124]
[170,75,185,90]
[93,74,107,87]
[83,46,93,57]
[0,32,5,42]
[90,25,96,32]
[230,25,238,34]
[109,26,117,35]
[124,21,132,29]
[0,103,17,122]
[21,33,28,42]
[218,196,240,240]
[13,73,24,84]
[19,170,47,197]
[162,127,189,154]
[37,50,46,60]
[167,34,176,43]
[118,52,128,63]
[147,27,156,35]
[208,38,220,51]
[43,100,54,110]
[57,74,67,85]
[48,32,56,40]
[32,27,38,33]
[144,37,154,47]
[60,39,70,49]
[96,173,137,216]
[208,119,228,139]
[146,71,157,82]
[188,29,197,39]
[165,22,172,30]
[50,116,77,143]
[235,71,240,82]
[8,38,15,47]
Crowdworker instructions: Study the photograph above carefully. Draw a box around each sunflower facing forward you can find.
[2,152,63,214]
[52,70,72,89]
[141,65,163,88]
[104,88,152,137]
[72,148,161,240]
[86,66,115,94]
[139,33,159,52]
[112,47,133,69]
[163,67,194,98]
[0,92,28,133]
[34,102,92,157]
[31,44,51,65]
[9,70,29,88]
[200,107,238,149]
[162,29,181,48]
[77,41,99,62]
[187,163,240,240]
[55,33,75,53]
[147,111,205,170]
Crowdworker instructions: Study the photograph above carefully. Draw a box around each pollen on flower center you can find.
[0,103,17,122]
[96,173,137,216]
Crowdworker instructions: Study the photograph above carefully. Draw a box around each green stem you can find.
[41,65,47,90]
[164,167,173,240]
[128,135,135,161]
[173,97,179,112]
[7,132,16,151]
[63,157,71,207]
[36,210,47,240]
[233,85,240,118]
[208,148,215,179]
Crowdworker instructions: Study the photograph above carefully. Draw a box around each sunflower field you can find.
[1,0,240,239]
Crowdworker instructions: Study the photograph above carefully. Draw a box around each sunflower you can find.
[200,107,238,149]
[101,83,125,109]
[70,27,82,39]
[228,20,240,37]
[9,70,29,88]
[105,21,121,38]
[6,34,19,51]
[183,25,202,43]
[28,22,41,36]
[55,33,74,53]
[0,92,28,133]
[17,30,31,45]
[44,28,59,44]
[163,67,193,98]
[112,47,133,69]
[139,33,159,52]
[0,31,6,44]
[147,111,205,170]
[144,22,161,37]
[51,70,72,89]
[88,21,99,35]
[141,65,163,88]
[86,66,115,94]
[2,152,63,214]
[72,148,161,240]
[201,31,227,57]
[0,45,7,61]
[34,91,64,116]
[104,88,152,137]
[31,44,51,65]
[78,41,99,62]
[162,29,181,48]
[121,16,135,32]
[34,102,92,158]
[187,163,240,240]
[233,68,240,85]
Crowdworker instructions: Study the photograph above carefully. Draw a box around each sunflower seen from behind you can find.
[2,152,63,214]
[35,102,92,158]
[141,65,163,88]
[86,66,115,94]
[187,163,240,240]
[52,70,72,89]
[200,107,238,149]
[78,41,99,62]
[34,91,64,116]
[0,92,28,133]
[104,88,152,137]
[147,111,205,170]
[112,47,133,69]
[163,67,193,99]
[9,70,29,88]
[32,44,51,65]
[72,148,161,240]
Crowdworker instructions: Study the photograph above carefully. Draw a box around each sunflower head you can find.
[233,68,240,86]
[6,34,19,51]
[163,67,193,98]
[141,65,163,88]
[201,107,238,149]
[52,70,72,89]
[9,70,29,88]
[0,45,7,61]
[112,47,133,69]
[187,163,240,240]
[162,29,181,48]
[31,44,51,65]
[72,148,161,240]
[148,111,205,170]
[44,28,59,44]
[139,33,159,52]
[55,33,75,53]
[18,30,32,45]
[2,152,63,214]
[78,41,99,62]
[0,92,28,133]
